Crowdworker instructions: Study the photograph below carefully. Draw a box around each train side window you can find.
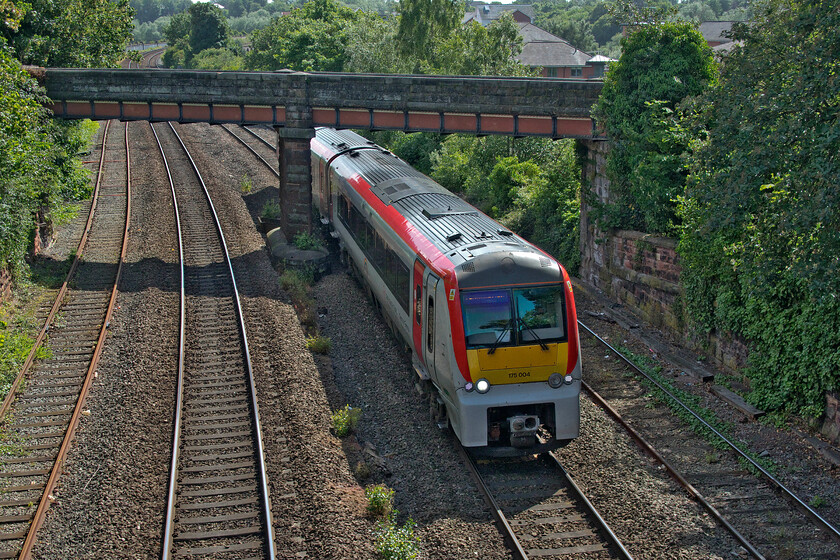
[414,285,422,325]
[426,296,435,352]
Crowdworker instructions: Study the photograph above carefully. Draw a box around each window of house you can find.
[571,67,582,77]
[545,67,558,78]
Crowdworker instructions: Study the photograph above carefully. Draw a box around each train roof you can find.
[314,128,564,288]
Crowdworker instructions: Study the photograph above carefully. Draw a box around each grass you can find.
[0,294,51,400]
[331,404,361,438]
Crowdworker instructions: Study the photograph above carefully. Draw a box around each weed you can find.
[331,404,362,438]
[354,461,371,481]
[261,200,281,220]
[705,451,720,464]
[809,495,826,508]
[279,270,313,306]
[374,515,420,560]
[293,231,322,251]
[365,484,394,518]
[240,175,253,194]
[761,411,790,430]
[305,334,331,354]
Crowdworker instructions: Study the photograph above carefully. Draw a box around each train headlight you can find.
[476,378,491,394]
[465,382,474,392]
[548,372,563,388]
[564,374,574,385]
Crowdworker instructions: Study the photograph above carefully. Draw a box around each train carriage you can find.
[311,128,581,456]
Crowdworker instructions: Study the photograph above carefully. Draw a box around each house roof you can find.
[587,54,615,64]
[698,21,735,44]
[463,4,536,26]
[515,23,593,68]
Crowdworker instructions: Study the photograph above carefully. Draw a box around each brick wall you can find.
[579,139,749,369]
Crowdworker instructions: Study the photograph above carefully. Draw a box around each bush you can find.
[331,404,361,437]
[365,484,394,518]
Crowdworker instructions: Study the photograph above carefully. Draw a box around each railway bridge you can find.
[33,68,604,233]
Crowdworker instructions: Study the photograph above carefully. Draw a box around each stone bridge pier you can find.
[277,127,315,236]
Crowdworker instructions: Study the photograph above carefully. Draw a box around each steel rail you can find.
[578,319,840,547]
[162,122,276,560]
[456,443,528,560]
[19,121,131,559]
[544,453,634,560]
[151,122,186,560]
[458,440,633,560]
[0,121,111,420]
[581,380,765,559]
[219,124,279,177]
[239,125,277,152]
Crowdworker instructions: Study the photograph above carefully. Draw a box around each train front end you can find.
[450,250,581,456]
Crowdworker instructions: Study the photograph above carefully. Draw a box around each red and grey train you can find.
[311,128,581,456]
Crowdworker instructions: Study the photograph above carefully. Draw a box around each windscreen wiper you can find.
[487,318,513,354]
[520,320,549,350]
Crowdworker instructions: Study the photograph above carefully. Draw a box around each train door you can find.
[424,273,439,376]
[319,159,328,218]
[412,260,425,363]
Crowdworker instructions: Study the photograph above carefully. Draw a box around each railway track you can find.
[219,125,279,178]
[577,320,840,560]
[461,446,632,560]
[151,122,276,560]
[0,120,130,559]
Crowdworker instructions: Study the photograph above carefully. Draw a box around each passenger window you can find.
[427,296,435,352]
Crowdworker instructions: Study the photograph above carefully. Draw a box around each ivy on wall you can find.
[679,0,840,416]
[592,21,716,236]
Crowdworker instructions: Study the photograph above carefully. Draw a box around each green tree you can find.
[0,49,92,274]
[679,0,840,416]
[188,2,230,54]
[436,14,530,77]
[247,0,367,71]
[592,20,716,235]
[192,47,244,70]
[395,0,461,64]
[3,0,134,67]
[163,11,190,45]
[344,14,411,73]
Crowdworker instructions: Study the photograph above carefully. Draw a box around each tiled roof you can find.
[463,4,535,26]
[698,21,735,44]
[515,23,593,67]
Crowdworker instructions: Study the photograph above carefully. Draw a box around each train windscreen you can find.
[461,286,566,349]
